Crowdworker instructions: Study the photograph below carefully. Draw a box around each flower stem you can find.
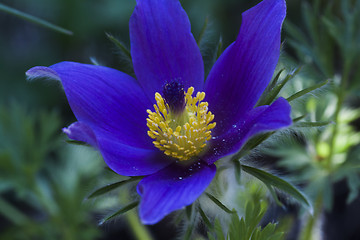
[0,3,73,35]
[326,59,350,170]
[300,194,323,240]
[126,210,153,240]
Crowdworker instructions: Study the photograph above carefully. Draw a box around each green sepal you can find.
[287,80,328,102]
[87,177,142,199]
[65,140,89,146]
[257,67,301,107]
[205,193,236,214]
[98,201,139,225]
[185,204,193,220]
[106,33,132,61]
[234,160,242,185]
[241,165,312,211]
[293,120,332,128]
[198,205,213,230]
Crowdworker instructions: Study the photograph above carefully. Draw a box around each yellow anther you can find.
[146,87,216,161]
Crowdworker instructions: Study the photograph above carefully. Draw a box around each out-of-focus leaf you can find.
[292,115,307,123]
[87,177,142,199]
[287,80,328,102]
[213,219,225,240]
[0,3,72,35]
[183,206,196,240]
[257,67,301,106]
[197,16,209,46]
[205,193,236,214]
[106,33,132,61]
[65,140,89,146]
[293,120,332,128]
[0,197,29,225]
[198,205,212,230]
[231,132,273,161]
[241,165,311,211]
[185,204,193,220]
[346,173,360,204]
[234,160,242,185]
[99,201,139,225]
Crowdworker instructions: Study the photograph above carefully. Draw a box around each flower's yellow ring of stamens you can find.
[147,87,216,161]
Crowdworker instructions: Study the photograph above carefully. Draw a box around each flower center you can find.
[146,85,216,161]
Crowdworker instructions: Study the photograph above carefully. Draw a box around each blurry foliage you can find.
[1,0,360,239]
[0,102,102,239]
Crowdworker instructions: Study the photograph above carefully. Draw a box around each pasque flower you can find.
[27,0,290,224]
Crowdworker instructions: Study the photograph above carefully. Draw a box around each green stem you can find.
[126,210,153,240]
[120,191,153,240]
[0,3,73,35]
[326,59,350,170]
[300,194,323,240]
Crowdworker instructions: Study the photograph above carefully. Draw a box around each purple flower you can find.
[27,0,290,224]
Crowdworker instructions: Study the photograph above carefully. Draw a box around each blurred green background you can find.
[1,0,360,239]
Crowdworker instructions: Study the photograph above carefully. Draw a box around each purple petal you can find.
[97,133,173,176]
[26,66,61,81]
[130,0,204,100]
[203,97,291,164]
[137,161,216,224]
[32,61,153,149]
[63,121,97,147]
[205,0,286,136]
[63,121,173,176]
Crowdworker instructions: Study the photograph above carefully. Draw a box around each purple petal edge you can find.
[137,161,216,224]
[203,97,292,165]
[63,122,98,147]
[26,66,60,81]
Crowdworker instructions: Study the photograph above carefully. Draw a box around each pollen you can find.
[147,87,216,161]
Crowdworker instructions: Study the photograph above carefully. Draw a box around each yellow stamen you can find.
[146,87,216,161]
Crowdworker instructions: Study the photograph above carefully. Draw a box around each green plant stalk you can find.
[126,210,153,240]
[326,59,350,170]
[0,3,73,35]
[300,194,323,240]
[120,191,153,240]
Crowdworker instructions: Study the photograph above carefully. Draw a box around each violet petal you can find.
[205,0,286,136]
[137,161,216,224]
[130,0,204,100]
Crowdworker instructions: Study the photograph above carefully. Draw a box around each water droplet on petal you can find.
[178,177,183,180]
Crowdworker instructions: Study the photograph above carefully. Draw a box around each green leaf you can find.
[0,197,29,225]
[231,132,273,161]
[241,165,311,211]
[99,201,139,225]
[213,219,225,240]
[293,120,332,128]
[234,160,242,185]
[65,140,89,146]
[106,33,132,61]
[292,115,307,123]
[257,67,301,106]
[183,212,196,240]
[198,205,213,230]
[286,80,328,102]
[185,204,193,220]
[346,173,360,204]
[0,3,72,35]
[205,193,236,214]
[87,177,142,199]
[197,16,209,46]
[264,183,284,208]
[257,69,285,106]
